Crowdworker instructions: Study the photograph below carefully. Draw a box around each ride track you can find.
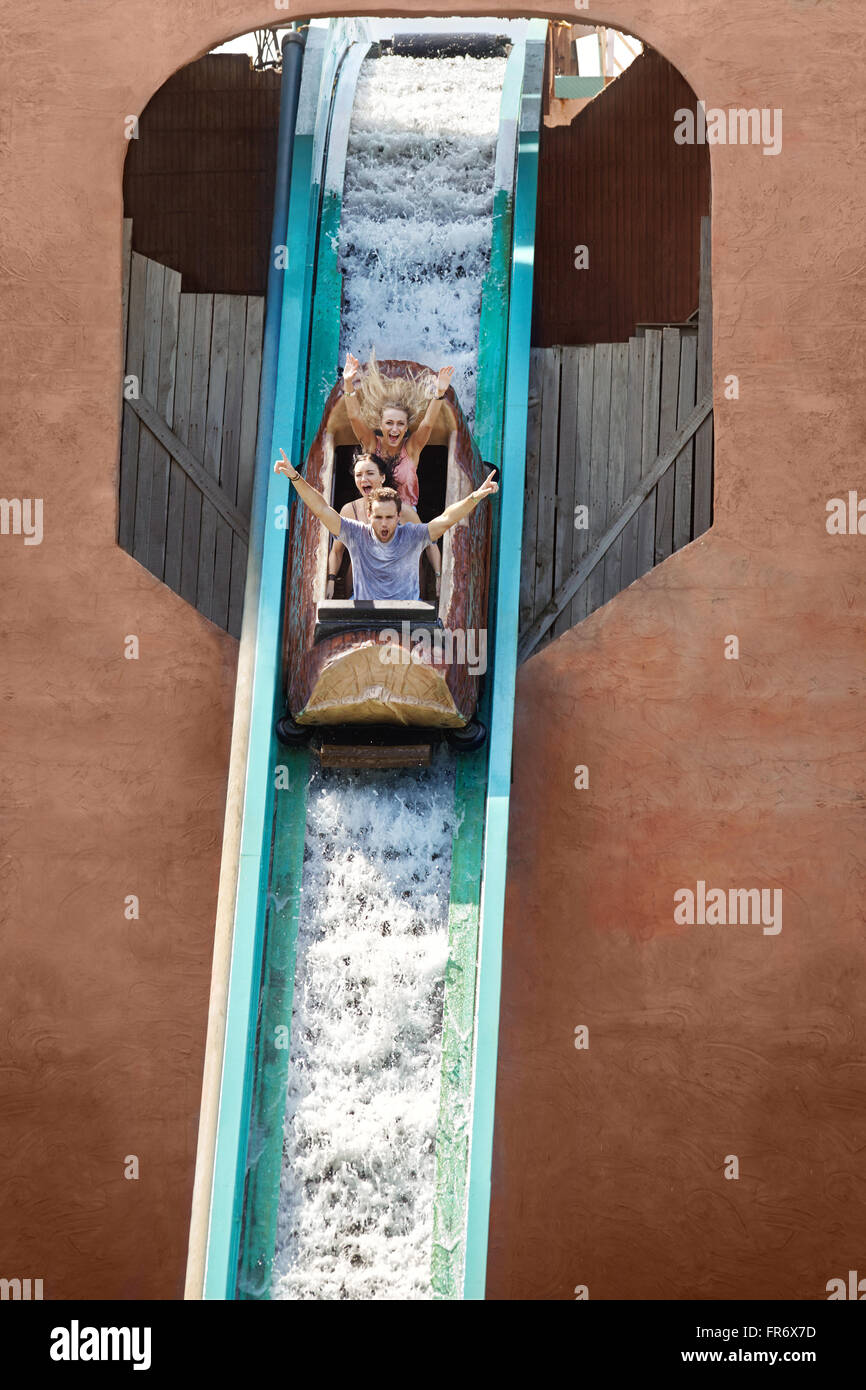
[194,16,545,1302]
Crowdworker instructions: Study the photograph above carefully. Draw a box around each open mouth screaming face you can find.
[381,408,409,450]
[354,458,385,496]
[370,502,399,542]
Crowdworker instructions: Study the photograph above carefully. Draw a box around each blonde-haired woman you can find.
[342,348,453,509]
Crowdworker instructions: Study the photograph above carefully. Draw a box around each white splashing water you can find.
[338,53,508,426]
[271,48,506,1302]
[271,756,458,1300]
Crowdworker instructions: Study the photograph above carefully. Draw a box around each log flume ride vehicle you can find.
[276,361,492,764]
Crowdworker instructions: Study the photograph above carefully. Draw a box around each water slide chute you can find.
[189,17,545,1302]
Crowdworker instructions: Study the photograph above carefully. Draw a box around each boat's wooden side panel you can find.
[283,363,492,726]
[439,498,490,716]
[283,425,327,714]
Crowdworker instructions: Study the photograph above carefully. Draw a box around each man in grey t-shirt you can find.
[337,512,430,601]
[273,450,499,601]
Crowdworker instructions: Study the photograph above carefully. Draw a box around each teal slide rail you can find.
[431,27,530,1301]
[235,25,375,1299]
[462,19,546,1301]
[203,19,371,1300]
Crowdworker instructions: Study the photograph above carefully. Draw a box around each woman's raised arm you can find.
[409,364,453,459]
[343,352,377,450]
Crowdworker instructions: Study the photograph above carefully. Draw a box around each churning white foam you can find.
[271,754,458,1300]
[338,53,507,426]
[271,47,506,1302]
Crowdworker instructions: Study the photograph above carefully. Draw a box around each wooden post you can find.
[693,215,714,534]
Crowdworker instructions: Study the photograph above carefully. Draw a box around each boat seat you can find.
[314,599,442,644]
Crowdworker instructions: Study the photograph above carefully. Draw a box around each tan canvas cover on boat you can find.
[296,641,466,728]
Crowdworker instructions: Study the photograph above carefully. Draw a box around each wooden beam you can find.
[587,341,612,616]
[164,293,196,597]
[533,348,561,636]
[693,215,714,534]
[518,349,543,635]
[552,346,579,640]
[198,294,232,620]
[674,332,698,550]
[654,327,681,565]
[132,258,166,567]
[636,328,662,580]
[120,219,133,389]
[518,391,713,663]
[570,344,594,628]
[147,265,181,579]
[603,342,629,604]
[618,336,646,591]
[212,296,248,630]
[118,251,146,553]
[180,295,214,607]
[124,391,250,544]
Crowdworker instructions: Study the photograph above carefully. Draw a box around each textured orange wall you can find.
[1,1,862,1301]
[487,4,866,1300]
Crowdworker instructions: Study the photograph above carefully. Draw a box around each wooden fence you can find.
[118,220,264,637]
[518,217,713,662]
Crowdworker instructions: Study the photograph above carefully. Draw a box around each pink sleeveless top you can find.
[372,439,419,508]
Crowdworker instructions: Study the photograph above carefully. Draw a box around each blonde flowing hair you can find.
[355,347,437,436]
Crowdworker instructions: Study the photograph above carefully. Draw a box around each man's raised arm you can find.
[427,470,499,542]
[274,448,342,537]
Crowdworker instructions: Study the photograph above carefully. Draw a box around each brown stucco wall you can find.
[1,1,863,1301]
[488,3,866,1299]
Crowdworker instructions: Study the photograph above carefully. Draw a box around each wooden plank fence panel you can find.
[519,349,543,635]
[180,295,213,608]
[132,258,166,567]
[124,394,250,540]
[228,538,249,641]
[229,294,264,639]
[636,329,662,580]
[552,346,580,640]
[518,391,713,662]
[603,342,629,604]
[197,294,231,622]
[212,296,247,631]
[147,266,181,579]
[674,331,698,551]
[654,326,681,565]
[119,251,146,552]
[587,342,612,616]
[164,294,195,594]
[236,297,264,519]
[569,345,594,628]
[619,336,646,591]
[118,243,261,638]
[518,218,713,655]
[534,348,561,641]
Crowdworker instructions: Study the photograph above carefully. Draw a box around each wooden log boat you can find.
[281,361,492,733]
